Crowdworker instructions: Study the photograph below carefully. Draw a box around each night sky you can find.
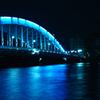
[0,0,100,50]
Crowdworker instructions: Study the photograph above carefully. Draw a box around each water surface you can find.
[0,63,100,100]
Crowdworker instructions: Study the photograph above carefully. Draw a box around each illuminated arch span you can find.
[0,16,65,53]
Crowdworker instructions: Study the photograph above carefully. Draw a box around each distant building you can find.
[70,35,84,51]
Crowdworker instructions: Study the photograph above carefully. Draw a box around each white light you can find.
[75,51,77,53]
[33,40,36,42]
[65,51,67,54]
[48,43,50,45]
[31,49,40,55]
[78,49,82,53]
[71,50,74,53]
[68,51,70,53]
[12,36,15,39]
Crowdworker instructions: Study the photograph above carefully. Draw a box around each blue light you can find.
[0,16,65,53]
[1,16,11,24]
[12,17,18,24]
[18,18,26,25]
[26,20,39,30]
[40,26,47,35]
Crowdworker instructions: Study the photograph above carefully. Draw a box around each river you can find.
[0,62,100,100]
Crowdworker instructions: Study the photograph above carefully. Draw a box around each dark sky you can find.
[0,0,100,49]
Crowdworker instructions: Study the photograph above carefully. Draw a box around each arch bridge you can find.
[0,16,66,58]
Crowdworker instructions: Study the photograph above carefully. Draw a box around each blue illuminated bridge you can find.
[0,16,81,65]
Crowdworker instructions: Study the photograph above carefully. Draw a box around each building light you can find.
[78,49,82,53]
[71,50,75,53]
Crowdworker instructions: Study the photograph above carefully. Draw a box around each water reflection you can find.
[0,63,100,99]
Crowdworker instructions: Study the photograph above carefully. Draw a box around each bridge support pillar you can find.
[27,27,29,48]
[21,26,23,47]
[1,25,4,46]
[40,34,42,49]
[47,39,49,51]
[36,32,38,49]
[9,25,11,46]
[44,36,46,50]
[15,25,18,47]
[32,29,33,48]
[51,42,52,51]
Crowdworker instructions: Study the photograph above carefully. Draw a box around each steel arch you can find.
[0,16,65,53]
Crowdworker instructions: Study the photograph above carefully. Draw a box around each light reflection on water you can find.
[0,63,100,99]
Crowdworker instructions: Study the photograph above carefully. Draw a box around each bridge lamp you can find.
[48,43,50,45]
[32,49,40,55]
[65,51,67,54]
[33,40,36,42]
[78,49,82,53]
[12,36,15,39]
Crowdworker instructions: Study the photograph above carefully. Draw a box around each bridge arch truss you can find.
[0,16,65,54]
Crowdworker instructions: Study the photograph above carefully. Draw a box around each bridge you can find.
[0,16,81,66]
